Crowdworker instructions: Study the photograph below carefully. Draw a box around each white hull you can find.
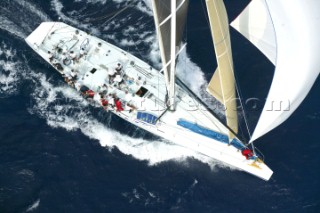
[25,22,273,180]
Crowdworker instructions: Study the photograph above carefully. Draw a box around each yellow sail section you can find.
[207,68,223,103]
[205,0,238,139]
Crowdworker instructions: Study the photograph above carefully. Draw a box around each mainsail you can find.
[205,0,238,139]
[151,0,189,110]
[231,0,320,142]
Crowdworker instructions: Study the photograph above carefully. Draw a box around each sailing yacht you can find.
[25,0,320,181]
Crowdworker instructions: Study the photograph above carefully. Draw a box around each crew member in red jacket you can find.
[115,99,124,112]
[242,148,254,160]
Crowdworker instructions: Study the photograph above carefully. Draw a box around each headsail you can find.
[205,0,238,139]
[230,0,277,65]
[151,0,189,110]
[247,0,320,142]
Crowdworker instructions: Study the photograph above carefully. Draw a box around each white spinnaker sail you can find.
[206,0,238,139]
[230,0,276,65]
[151,0,189,109]
[249,0,320,142]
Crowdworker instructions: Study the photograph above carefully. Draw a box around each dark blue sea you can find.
[0,0,319,212]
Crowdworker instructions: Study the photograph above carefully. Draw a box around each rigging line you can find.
[102,19,154,35]
[127,32,144,60]
[252,145,265,162]
[221,23,252,141]
[41,22,58,45]
[236,110,246,140]
[210,0,252,141]
[85,10,120,23]
[139,19,156,30]
[101,1,136,26]
[233,58,252,141]
[78,8,110,20]
[233,67,252,139]
[225,4,251,141]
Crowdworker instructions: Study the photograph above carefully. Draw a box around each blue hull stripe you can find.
[177,119,246,150]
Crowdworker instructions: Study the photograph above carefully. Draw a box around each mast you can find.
[169,0,177,110]
[151,0,189,111]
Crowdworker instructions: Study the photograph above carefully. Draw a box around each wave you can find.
[26,199,40,212]
[0,17,26,39]
[12,0,51,22]
[50,0,98,32]
[0,0,51,38]
[72,0,153,15]
[0,42,25,97]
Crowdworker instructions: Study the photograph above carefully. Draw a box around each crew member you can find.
[115,98,124,112]
[100,95,109,110]
[69,51,77,62]
[115,63,122,73]
[86,90,95,99]
[48,51,53,62]
[241,148,254,160]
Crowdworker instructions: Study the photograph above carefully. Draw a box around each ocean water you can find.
[0,0,319,212]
